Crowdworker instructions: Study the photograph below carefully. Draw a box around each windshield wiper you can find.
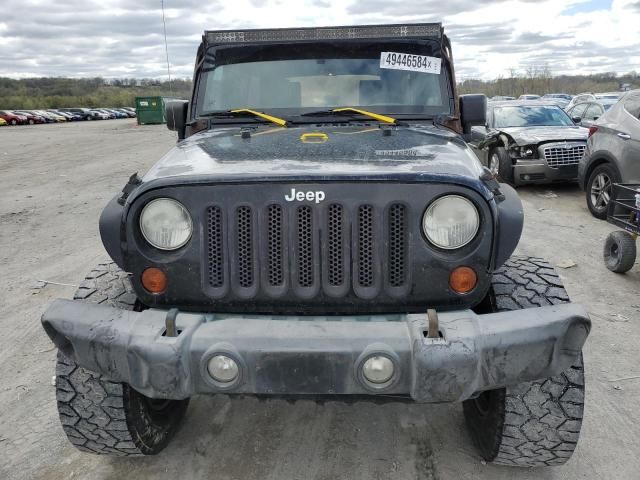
[199,108,288,127]
[300,107,401,125]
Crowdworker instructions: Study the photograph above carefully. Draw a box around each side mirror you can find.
[459,94,487,134]
[572,116,582,124]
[165,101,189,140]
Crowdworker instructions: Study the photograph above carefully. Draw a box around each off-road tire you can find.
[489,147,514,185]
[586,163,619,219]
[463,256,585,467]
[55,262,189,456]
[604,230,637,273]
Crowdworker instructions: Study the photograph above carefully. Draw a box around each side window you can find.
[570,103,588,118]
[624,95,640,120]
[584,104,603,120]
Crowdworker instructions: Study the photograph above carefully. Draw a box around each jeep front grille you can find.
[542,143,586,168]
[205,201,409,299]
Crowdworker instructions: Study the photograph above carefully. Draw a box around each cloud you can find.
[0,0,638,80]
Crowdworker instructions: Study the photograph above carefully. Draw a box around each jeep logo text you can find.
[284,188,325,203]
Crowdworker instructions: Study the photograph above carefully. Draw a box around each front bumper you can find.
[42,299,590,403]
[513,160,578,185]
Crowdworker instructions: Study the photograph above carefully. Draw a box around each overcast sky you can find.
[1,0,639,80]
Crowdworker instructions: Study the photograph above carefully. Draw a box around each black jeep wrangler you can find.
[42,24,590,467]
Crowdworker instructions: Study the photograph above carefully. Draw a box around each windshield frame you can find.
[192,38,453,124]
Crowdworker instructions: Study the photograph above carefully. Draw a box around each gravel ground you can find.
[0,119,638,480]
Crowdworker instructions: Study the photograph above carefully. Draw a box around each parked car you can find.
[543,97,571,109]
[567,99,618,127]
[114,108,136,118]
[542,93,572,102]
[470,101,588,185]
[0,118,7,127]
[490,95,515,101]
[50,109,82,121]
[578,89,640,218]
[518,94,541,100]
[58,108,93,120]
[0,110,28,125]
[13,110,47,125]
[105,108,129,119]
[33,110,66,122]
[29,110,56,123]
[93,108,116,119]
[595,92,622,100]
[565,93,596,111]
[88,109,110,120]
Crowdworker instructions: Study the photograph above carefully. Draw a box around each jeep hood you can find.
[142,124,485,187]
[498,126,588,145]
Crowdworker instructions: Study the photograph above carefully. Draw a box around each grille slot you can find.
[206,206,224,288]
[388,204,407,287]
[357,205,374,287]
[267,204,284,286]
[327,204,344,286]
[236,206,254,288]
[543,144,586,168]
[296,206,314,287]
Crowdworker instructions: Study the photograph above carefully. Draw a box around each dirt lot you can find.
[0,119,638,480]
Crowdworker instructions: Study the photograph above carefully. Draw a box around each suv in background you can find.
[579,89,640,218]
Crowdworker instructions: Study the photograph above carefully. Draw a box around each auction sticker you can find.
[380,52,441,74]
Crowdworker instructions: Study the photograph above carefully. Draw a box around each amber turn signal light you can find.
[141,267,167,294]
[449,266,477,294]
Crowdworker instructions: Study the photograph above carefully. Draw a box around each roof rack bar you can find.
[205,23,443,45]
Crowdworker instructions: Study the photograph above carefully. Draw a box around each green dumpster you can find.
[135,96,180,125]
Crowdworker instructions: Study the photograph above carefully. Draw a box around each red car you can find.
[14,110,47,125]
[0,110,28,125]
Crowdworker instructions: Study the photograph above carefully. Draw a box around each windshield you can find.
[196,41,451,119]
[492,105,575,128]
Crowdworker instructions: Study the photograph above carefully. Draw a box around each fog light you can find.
[362,355,395,384]
[207,355,239,383]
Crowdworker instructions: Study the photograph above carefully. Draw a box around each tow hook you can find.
[427,308,439,338]
[165,308,179,337]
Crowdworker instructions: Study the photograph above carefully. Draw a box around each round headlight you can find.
[140,198,192,250]
[423,195,479,249]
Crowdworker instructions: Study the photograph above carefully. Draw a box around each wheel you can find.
[604,231,637,273]
[586,163,619,219]
[87,115,93,120]
[28,119,34,125]
[55,262,189,456]
[464,256,585,467]
[489,147,514,185]
[10,119,17,125]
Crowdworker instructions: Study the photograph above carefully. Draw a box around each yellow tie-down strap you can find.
[332,107,397,124]
[230,109,288,127]
[300,132,329,143]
